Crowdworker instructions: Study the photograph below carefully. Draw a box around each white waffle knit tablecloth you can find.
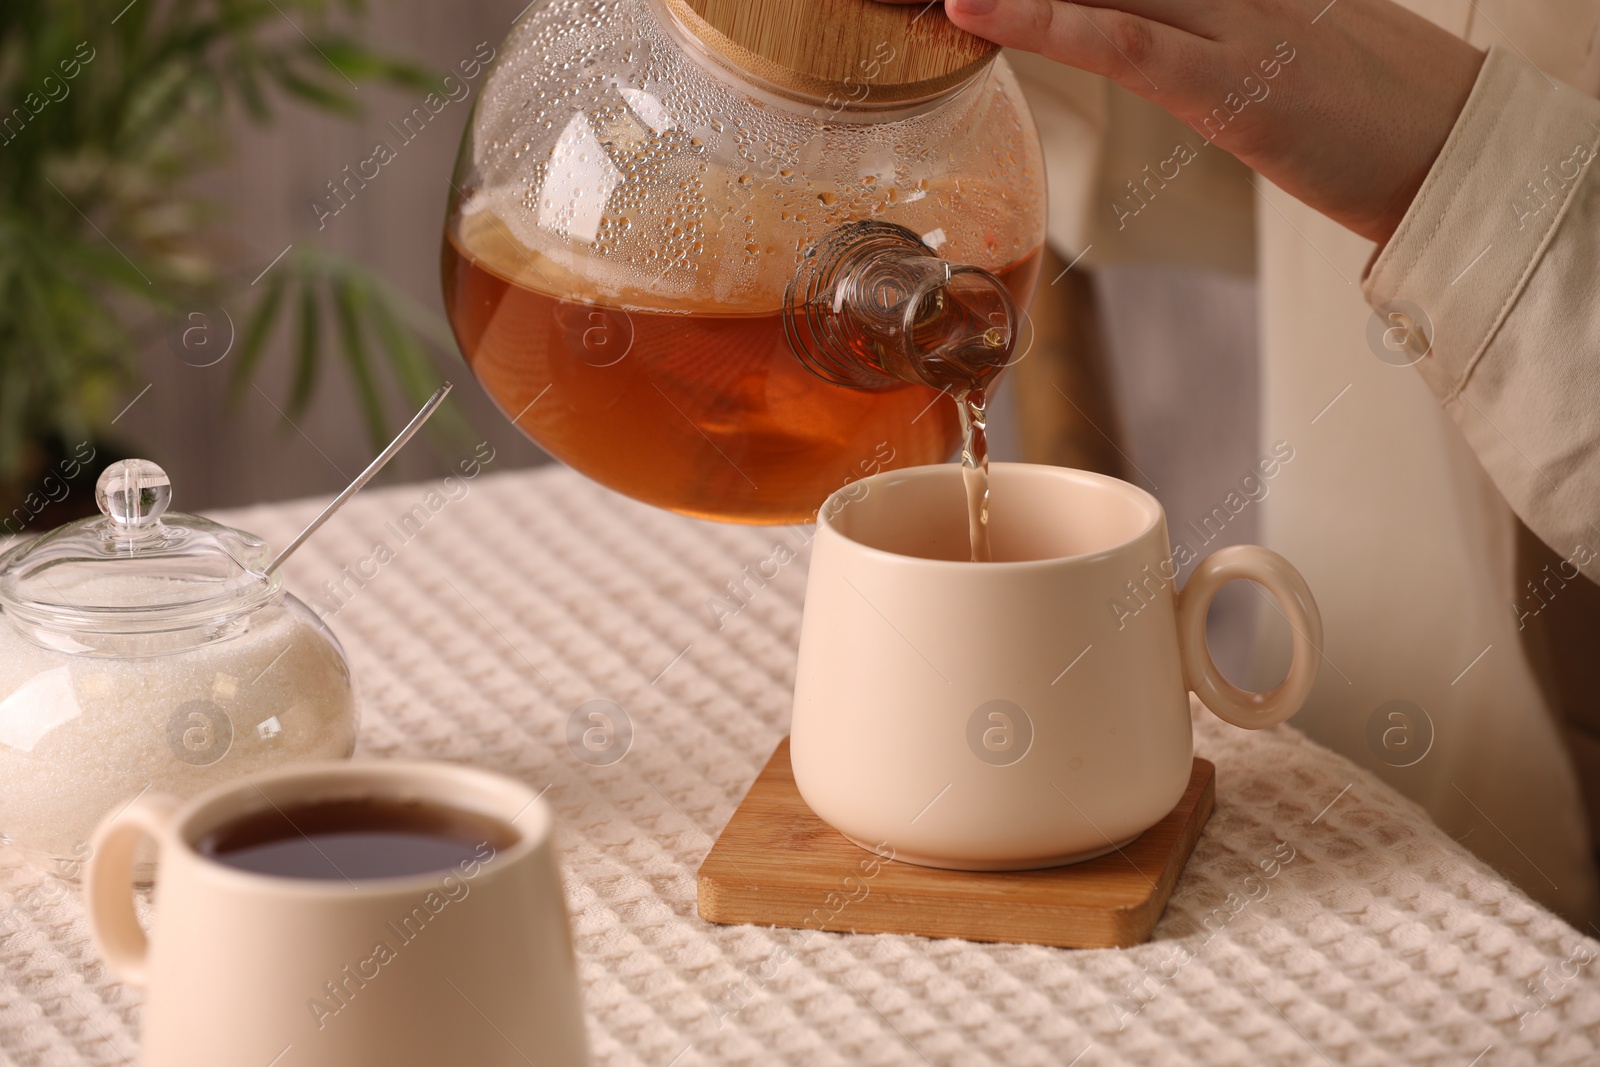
[3,464,1598,1066]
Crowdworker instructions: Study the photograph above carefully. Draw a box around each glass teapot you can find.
[442,0,1046,523]
[0,461,357,868]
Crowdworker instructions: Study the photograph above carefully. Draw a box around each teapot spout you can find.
[783,221,1019,393]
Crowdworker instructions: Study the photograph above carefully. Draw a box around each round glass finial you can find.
[96,459,172,527]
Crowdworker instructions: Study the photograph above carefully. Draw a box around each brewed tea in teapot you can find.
[443,0,1046,523]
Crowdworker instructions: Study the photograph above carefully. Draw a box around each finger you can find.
[877,0,1216,38]
[1068,0,1222,39]
[944,0,1204,96]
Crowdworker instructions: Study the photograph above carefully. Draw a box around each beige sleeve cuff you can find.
[1364,45,1600,573]
[1366,45,1600,400]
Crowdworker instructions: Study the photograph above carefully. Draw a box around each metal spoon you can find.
[263,382,454,576]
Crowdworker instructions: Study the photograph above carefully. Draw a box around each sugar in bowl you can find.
[0,460,357,868]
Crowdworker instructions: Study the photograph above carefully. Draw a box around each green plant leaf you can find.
[269,54,359,116]
[358,271,472,445]
[289,279,321,419]
[231,44,273,121]
[315,37,438,94]
[228,268,286,406]
[332,275,387,447]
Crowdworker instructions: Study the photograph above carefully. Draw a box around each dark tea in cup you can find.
[196,796,519,881]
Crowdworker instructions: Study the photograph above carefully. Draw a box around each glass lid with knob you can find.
[0,459,280,654]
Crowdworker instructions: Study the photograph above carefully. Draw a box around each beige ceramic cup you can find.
[85,761,590,1067]
[791,463,1323,871]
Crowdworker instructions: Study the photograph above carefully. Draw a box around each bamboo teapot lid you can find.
[661,0,999,104]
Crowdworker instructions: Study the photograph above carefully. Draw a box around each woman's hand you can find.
[886,0,1485,245]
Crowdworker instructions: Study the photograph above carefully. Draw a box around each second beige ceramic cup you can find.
[85,761,590,1067]
[791,463,1323,870]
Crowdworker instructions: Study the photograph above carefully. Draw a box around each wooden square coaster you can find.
[698,739,1215,949]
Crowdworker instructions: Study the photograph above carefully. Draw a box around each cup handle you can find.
[84,792,181,987]
[1175,544,1323,730]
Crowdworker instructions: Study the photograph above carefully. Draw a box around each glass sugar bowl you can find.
[0,460,358,869]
